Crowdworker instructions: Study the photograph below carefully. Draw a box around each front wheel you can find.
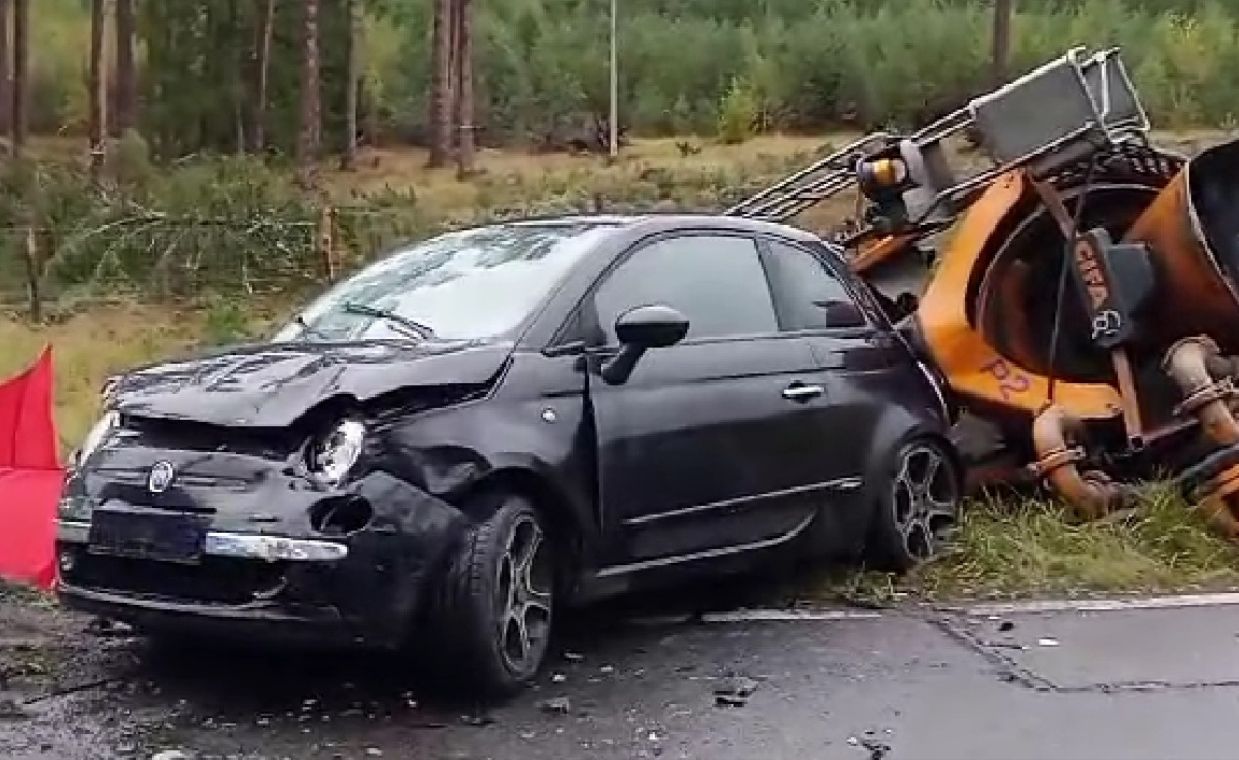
[865,438,961,572]
[435,495,555,696]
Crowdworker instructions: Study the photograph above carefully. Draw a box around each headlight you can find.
[309,419,365,487]
[75,410,119,466]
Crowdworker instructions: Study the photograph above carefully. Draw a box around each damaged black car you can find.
[55,215,961,695]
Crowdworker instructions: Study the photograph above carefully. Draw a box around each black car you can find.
[55,214,961,695]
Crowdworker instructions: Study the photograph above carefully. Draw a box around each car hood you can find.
[112,339,514,428]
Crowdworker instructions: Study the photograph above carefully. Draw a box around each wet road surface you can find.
[4,590,1239,760]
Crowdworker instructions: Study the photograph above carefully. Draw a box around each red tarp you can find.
[0,346,63,591]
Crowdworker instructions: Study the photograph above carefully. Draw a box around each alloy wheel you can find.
[890,443,959,560]
[493,514,553,674]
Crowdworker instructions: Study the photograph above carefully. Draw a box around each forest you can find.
[0,0,1231,322]
[15,0,1239,169]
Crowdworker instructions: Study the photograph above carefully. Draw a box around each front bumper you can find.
[55,471,470,649]
[58,520,351,562]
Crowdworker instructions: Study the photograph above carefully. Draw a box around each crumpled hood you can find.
[112,339,513,428]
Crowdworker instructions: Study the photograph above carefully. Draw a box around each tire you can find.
[435,494,555,697]
[865,437,962,573]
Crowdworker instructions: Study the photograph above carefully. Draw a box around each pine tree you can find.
[342,0,362,170]
[297,0,323,185]
[115,0,137,134]
[427,0,453,168]
[89,0,106,181]
[11,0,26,155]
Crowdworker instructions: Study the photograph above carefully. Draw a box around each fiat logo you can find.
[148,461,176,494]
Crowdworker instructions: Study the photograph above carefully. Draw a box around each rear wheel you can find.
[436,495,555,696]
[866,438,961,572]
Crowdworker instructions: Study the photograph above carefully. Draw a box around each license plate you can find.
[87,508,208,564]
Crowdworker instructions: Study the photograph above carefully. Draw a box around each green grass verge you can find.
[800,484,1239,606]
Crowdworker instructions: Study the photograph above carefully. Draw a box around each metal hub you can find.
[494,514,553,673]
[892,444,959,559]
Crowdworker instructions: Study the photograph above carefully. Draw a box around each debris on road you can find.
[539,696,572,715]
[713,675,760,707]
[1038,637,1061,648]
[460,712,495,727]
[563,651,585,663]
[860,737,892,760]
[0,697,29,721]
[999,620,1015,632]
[149,750,189,760]
[87,618,135,638]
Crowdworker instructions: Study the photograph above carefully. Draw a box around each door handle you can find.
[782,382,824,402]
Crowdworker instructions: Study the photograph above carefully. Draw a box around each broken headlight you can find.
[308,419,365,487]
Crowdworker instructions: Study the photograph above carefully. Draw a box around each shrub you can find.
[718,77,759,144]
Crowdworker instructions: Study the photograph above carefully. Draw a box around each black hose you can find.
[1046,153,1103,402]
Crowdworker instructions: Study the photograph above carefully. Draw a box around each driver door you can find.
[583,232,837,570]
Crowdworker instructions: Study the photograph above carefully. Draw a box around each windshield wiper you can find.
[294,314,332,341]
[342,301,436,340]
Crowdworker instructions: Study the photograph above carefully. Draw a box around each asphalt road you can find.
[4,589,1239,760]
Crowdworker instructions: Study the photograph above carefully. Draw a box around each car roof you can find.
[493,213,823,245]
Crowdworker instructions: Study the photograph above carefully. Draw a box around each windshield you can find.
[273,222,614,343]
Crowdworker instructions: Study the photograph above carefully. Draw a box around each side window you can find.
[593,235,778,343]
[764,239,864,331]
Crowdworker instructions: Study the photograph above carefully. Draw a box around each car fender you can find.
[368,395,598,545]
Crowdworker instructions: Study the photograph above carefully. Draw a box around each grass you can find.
[0,302,282,454]
[798,484,1239,607]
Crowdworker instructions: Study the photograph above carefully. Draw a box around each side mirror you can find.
[615,304,690,348]
[816,299,867,329]
[602,305,689,384]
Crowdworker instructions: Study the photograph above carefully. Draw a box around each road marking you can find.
[700,608,884,623]
[694,592,1239,624]
[950,592,1239,617]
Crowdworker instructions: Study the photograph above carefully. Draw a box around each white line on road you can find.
[947,591,1239,617]
[699,608,884,623]
[694,591,1239,624]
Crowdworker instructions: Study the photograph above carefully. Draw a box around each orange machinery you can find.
[727,47,1239,535]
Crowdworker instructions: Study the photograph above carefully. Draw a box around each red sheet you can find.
[0,347,64,591]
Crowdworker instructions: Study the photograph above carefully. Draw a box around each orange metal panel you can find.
[917,170,1123,420]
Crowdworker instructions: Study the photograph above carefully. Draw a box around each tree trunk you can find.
[992,0,1013,86]
[362,76,379,149]
[115,0,136,135]
[230,0,245,154]
[446,0,459,152]
[0,0,11,138]
[427,0,452,168]
[89,0,106,182]
[341,0,362,170]
[250,0,275,153]
[455,0,474,178]
[296,0,322,186]
[12,0,26,155]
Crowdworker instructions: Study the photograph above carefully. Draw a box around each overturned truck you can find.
[728,47,1239,534]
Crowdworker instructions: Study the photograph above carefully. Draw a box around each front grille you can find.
[66,552,287,605]
[121,416,304,460]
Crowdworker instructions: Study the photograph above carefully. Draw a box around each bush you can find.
[202,297,258,346]
[718,77,759,144]
[110,130,155,189]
